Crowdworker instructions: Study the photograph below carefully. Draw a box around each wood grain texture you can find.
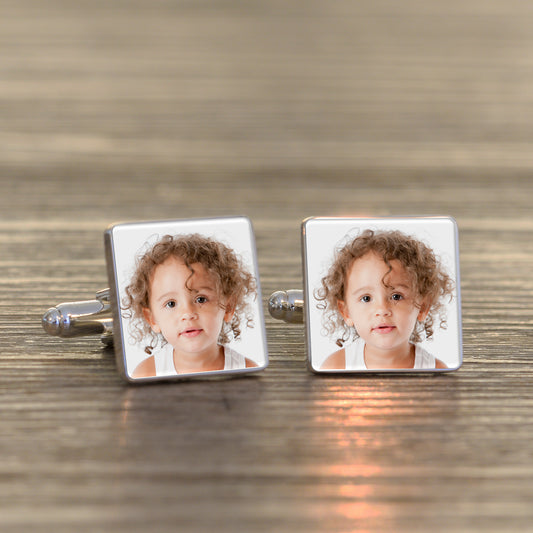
[1,1,533,531]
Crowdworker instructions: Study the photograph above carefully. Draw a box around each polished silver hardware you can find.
[268,289,304,324]
[42,288,114,346]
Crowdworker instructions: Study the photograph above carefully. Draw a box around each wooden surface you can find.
[1,1,533,531]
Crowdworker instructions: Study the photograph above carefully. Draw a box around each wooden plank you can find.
[0,1,532,531]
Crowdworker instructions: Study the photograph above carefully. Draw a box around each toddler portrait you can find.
[105,216,267,382]
[123,233,258,377]
[303,218,462,372]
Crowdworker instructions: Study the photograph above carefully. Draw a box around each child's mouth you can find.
[180,328,202,338]
[372,325,396,334]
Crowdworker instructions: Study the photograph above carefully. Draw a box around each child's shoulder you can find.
[435,357,447,369]
[320,348,346,370]
[132,355,156,378]
[414,343,447,369]
[245,357,258,368]
[223,345,258,369]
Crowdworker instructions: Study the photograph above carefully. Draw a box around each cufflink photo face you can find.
[105,216,269,382]
[302,217,463,373]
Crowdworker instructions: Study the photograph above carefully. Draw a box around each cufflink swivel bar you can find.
[267,290,304,324]
[42,289,114,346]
[41,289,304,344]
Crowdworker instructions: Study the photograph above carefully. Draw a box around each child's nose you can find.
[180,301,198,320]
[374,297,392,316]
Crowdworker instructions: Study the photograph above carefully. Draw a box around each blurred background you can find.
[2,0,533,222]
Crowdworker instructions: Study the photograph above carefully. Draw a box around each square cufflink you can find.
[269,216,463,373]
[43,216,269,383]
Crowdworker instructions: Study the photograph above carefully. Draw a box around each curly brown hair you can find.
[315,229,454,346]
[122,234,256,353]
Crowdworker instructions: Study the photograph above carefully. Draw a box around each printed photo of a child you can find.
[106,217,268,381]
[303,218,462,372]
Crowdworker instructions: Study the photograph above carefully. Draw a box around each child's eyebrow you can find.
[190,285,217,293]
[350,285,373,295]
[390,283,410,290]
[155,286,216,301]
[155,291,177,302]
[350,282,411,295]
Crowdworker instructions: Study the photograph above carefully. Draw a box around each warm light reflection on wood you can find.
[119,390,133,447]
[338,483,374,499]
[335,501,384,521]
[326,464,383,478]
[310,383,394,526]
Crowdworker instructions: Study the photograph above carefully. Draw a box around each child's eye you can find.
[360,295,371,303]
[391,293,403,301]
[164,300,176,309]
[195,295,208,304]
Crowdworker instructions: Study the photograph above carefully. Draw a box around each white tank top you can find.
[153,344,246,376]
[345,337,436,370]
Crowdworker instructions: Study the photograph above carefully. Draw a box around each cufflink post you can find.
[268,289,304,324]
[42,288,114,346]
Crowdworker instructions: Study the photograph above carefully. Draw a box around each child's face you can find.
[337,252,428,354]
[143,256,233,357]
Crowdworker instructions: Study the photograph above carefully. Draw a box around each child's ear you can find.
[417,301,430,322]
[223,305,235,323]
[142,307,161,334]
[337,300,354,327]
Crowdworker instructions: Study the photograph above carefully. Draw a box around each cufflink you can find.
[269,216,463,373]
[42,216,269,383]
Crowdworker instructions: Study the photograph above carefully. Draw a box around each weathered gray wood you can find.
[1,1,532,531]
